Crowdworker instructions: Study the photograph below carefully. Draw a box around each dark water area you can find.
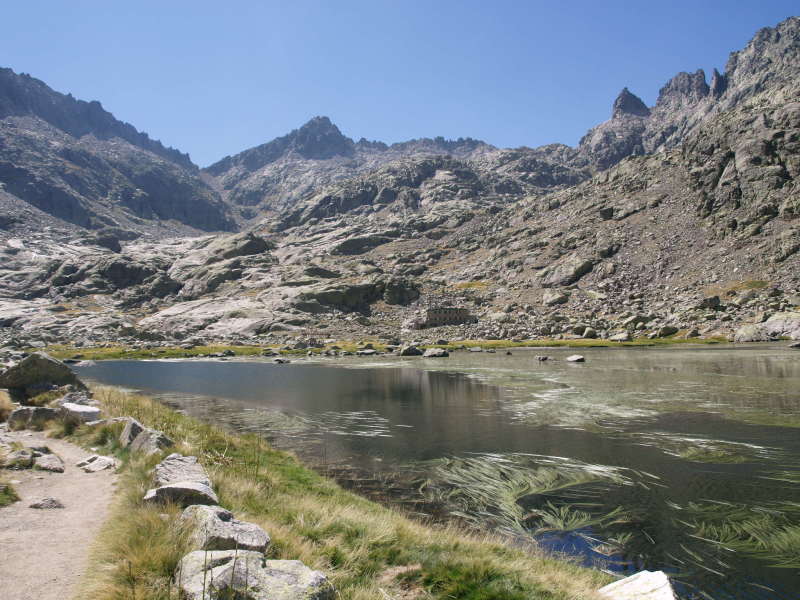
[76,346,800,600]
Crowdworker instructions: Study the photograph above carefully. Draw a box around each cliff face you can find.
[0,68,234,232]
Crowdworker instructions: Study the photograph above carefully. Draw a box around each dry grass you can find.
[72,387,610,600]
[0,390,14,422]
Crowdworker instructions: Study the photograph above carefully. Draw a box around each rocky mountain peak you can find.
[612,88,650,119]
[289,116,355,160]
[655,69,710,108]
[0,67,195,169]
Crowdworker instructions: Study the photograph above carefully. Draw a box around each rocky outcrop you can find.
[175,552,335,600]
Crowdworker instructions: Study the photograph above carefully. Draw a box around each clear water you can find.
[76,345,800,599]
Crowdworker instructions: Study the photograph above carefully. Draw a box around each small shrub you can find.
[0,391,14,422]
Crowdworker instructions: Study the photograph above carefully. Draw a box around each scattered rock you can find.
[422,347,449,358]
[543,290,568,306]
[566,354,585,362]
[182,504,270,552]
[29,497,64,509]
[535,355,549,361]
[789,341,800,349]
[174,551,335,600]
[77,454,117,472]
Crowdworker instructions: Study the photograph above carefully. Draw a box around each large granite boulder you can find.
[0,353,85,397]
[398,345,423,356]
[182,505,270,552]
[175,552,334,600]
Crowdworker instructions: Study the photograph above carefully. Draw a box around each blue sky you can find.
[1,1,796,166]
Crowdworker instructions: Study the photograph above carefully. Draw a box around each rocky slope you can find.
[0,17,798,348]
[0,68,234,233]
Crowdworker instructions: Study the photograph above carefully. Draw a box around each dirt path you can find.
[0,429,117,600]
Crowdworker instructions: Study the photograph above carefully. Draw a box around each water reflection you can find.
[76,346,800,600]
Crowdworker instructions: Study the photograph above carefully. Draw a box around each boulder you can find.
[144,481,218,506]
[398,345,423,356]
[734,312,800,342]
[657,326,679,337]
[790,341,800,349]
[34,453,64,473]
[0,353,85,396]
[542,290,568,306]
[8,406,59,429]
[174,551,334,600]
[566,355,585,362]
[61,402,102,424]
[762,311,800,340]
[609,331,632,342]
[155,454,212,488]
[129,428,174,455]
[598,570,676,600]
[540,256,594,288]
[422,348,449,358]
[119,418,146,447]
[181,505,270,552]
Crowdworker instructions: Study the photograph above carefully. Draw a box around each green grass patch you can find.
[70,386,610,600]
[426,336,728,351]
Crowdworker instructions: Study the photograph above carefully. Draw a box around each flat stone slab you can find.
[155,453,212,487]
[61,402,102,423]
[598,570,677,600]
[175,551,334,600]
[144,481,218,506]
[182,504,270,552]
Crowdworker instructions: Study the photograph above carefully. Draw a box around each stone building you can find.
[406,306,474,329]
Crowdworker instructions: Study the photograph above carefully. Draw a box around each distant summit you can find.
[612,88,650,118]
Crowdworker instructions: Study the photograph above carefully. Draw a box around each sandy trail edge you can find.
[0,429,117,600]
